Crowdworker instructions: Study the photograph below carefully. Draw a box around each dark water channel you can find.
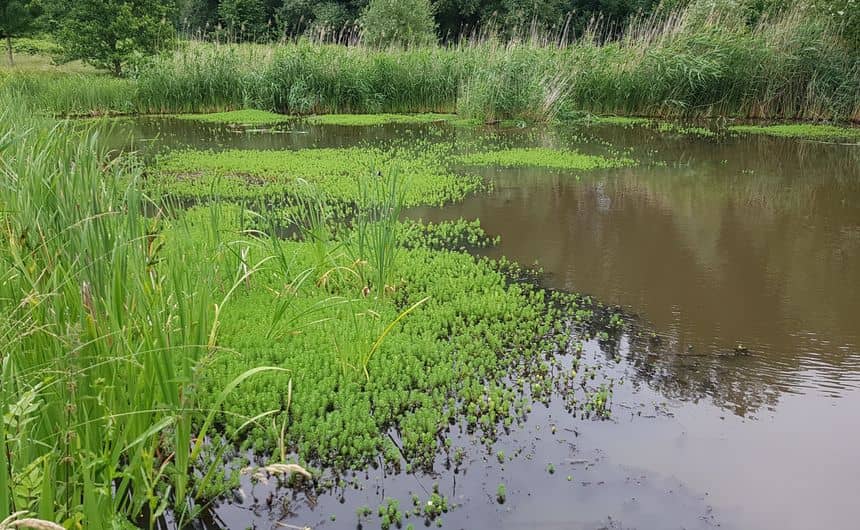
[101,118,860,530]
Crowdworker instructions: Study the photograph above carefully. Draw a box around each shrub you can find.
[360,0,437,48]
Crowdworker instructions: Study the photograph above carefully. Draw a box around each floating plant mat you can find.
[304,113,457,126]
[175,109,292,126]
[728,123,860,142]
[160,205,625,526]
[458,147,635,170]
[154,144,486,206]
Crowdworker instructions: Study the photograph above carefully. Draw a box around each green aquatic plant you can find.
[348,167,407,297]
[284,179,340,279]
[401,219,499,252]
[657,122,719,138]
[587,384,613,418]
[175,109,291,126]
[0,107,281,528]
[423,488,449,519]
[196,214,586,470]
[459,147,634,170]
[584,115,652,126]
[728,123,860,141]
[305,113,457,126]
[377,498,403,530]
[155,145,485,207]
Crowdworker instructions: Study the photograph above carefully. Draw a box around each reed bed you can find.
[0,101,285,528]
[2,4,857,121]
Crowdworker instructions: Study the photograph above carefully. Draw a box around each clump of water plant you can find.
[401,219,499,252]
[174,109,292,126]
[377,498,403,530]
[458,147,635,170]
[729,123,860,141]
[154,143,485,206]
[305,113,456,126]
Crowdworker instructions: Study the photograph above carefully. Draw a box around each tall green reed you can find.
[0,101,282,528]
[348,166,407,298]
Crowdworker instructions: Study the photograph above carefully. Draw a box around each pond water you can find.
[101,118,860,530]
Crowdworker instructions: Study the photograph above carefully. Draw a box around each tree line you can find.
[1,0,857,75]
[177,0,663,40]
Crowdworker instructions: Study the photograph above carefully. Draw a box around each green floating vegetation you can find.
[176,205,582,470]
[305,113,457,126]
[729,123,860,141]
[588,115,652,126]
[175,108,291,125]
[657,122,719,138]
[458,147,634,170]
[401,219,499,252]
[156,144,485,206]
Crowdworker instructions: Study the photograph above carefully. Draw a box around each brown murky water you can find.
[102,118,860,530]
[413,125,860,408]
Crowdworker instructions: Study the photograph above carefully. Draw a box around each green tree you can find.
[0,0,39,65]
[277,0,363,36]
[432,0,486,38]
[218,0,269,38]
[360,0,437,46]
[52,0,176,76]
[178,0,219,34]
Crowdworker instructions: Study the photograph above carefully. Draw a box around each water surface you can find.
[102,117,860,530]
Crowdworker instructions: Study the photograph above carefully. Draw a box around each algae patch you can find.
[458,147,634,170]
[729,123,860,141]
[587,116,652,127]
[305,113,457,126]
[175,109,291,125]
[155,145,485,206]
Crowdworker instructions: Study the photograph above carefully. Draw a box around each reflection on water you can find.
[89,116,441,155]
[410,126,860,414]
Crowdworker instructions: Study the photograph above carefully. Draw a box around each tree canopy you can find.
[360,0,437,47]
[0,0,40,65]
[50,0,176,75]
[176,0,667,40]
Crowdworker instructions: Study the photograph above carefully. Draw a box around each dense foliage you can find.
[0,0,39,65]
[174,0,666,40]
[170,0,860,50]
[47,0,177,75]
[359,0,437,47]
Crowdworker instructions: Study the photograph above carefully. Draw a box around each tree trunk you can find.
[6,35,13,67]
